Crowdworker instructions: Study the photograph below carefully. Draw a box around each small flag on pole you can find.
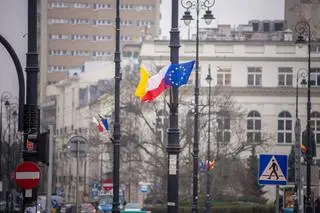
[93,115,109,132]
[300,143,307,154]
[200,160,215,172]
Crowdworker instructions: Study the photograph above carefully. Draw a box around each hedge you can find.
[145,205,274,213]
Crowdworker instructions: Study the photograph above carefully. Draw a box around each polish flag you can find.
[141,64,171,102]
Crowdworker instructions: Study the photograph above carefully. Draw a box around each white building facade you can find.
[139,39,320,200]
[45,59,143,202]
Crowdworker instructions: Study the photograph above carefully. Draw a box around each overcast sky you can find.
[160,0,285,39]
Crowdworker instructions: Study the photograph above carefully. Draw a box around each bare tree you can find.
[99,64,274,203]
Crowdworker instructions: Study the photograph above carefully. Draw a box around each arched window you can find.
[217,111,231,143]
[247,111,261,143]
[277,111,292,143]
[311,111,320,144]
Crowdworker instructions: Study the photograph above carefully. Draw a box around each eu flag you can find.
[165,60,195,87]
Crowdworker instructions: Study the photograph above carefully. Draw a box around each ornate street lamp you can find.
[4,100,11,213]
[295,20,312,213]
[181,1,215,213]
[112,1,121,213]
[167,1,181,213]
[294,69,307,213]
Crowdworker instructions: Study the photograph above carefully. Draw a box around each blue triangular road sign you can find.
[258,154,288,185]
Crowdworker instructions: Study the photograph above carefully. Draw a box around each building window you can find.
[71,19,90,24]
[274,22,284,31]
[247,111,261,143]
[217,111,231,143]
[120,36,132,41]
[311,111,320,144]
[49,34,69,40]
[48,19,69,24]
[310,68,320,87]
[72,3,91,8]
[120,20,133,26]
[136,20,154,27]
[277,111,292,144]
[135,4,155,11]
[278,67,293,87]
[71,50,90,56]
[92,51,111,57]
[93,19,112,26]
[263,23,270,32]
[216,67,231,86]
[50,2,69,8]
[120,4,134,10]
[94,4,112,9]
[93,35,112,41]
[247,67,262,87]
[310,44,320,53]
[252,23,259,32]
[49,50,69,56]
[48,65,66,72]
[71,35,90,40]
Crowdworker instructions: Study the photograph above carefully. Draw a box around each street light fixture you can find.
[205,66,212,213]
[295,20,312,213]
[181,1,216,213]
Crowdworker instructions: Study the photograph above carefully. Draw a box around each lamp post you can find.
[295,20,312,213]
[112,1,121,213]
[167,1,180,213]
[205,66,212,213]
[0,92,11,200]
[181,1,215,213]
[4,100,10,213]
[294,69,307,213]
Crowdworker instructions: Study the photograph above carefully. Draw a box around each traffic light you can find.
[302,129,316,157]
[37,131,50,165]
[24,131,50,165]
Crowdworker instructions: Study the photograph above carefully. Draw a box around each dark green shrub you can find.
[145,205,274,213]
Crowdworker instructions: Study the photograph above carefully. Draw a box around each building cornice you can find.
[179,86,320,97]
[148,39,320,45]
[140,55,320,62]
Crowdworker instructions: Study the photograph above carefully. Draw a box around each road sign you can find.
[258,154,288,185]
[103,179,113,191]
[15,161,41,189]
[67,135,88,158]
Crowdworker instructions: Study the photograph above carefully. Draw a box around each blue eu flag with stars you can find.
[165,60,195,87]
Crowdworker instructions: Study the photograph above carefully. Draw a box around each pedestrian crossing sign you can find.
[258,154,288,185]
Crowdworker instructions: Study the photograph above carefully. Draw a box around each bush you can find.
[145,205,274,213]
